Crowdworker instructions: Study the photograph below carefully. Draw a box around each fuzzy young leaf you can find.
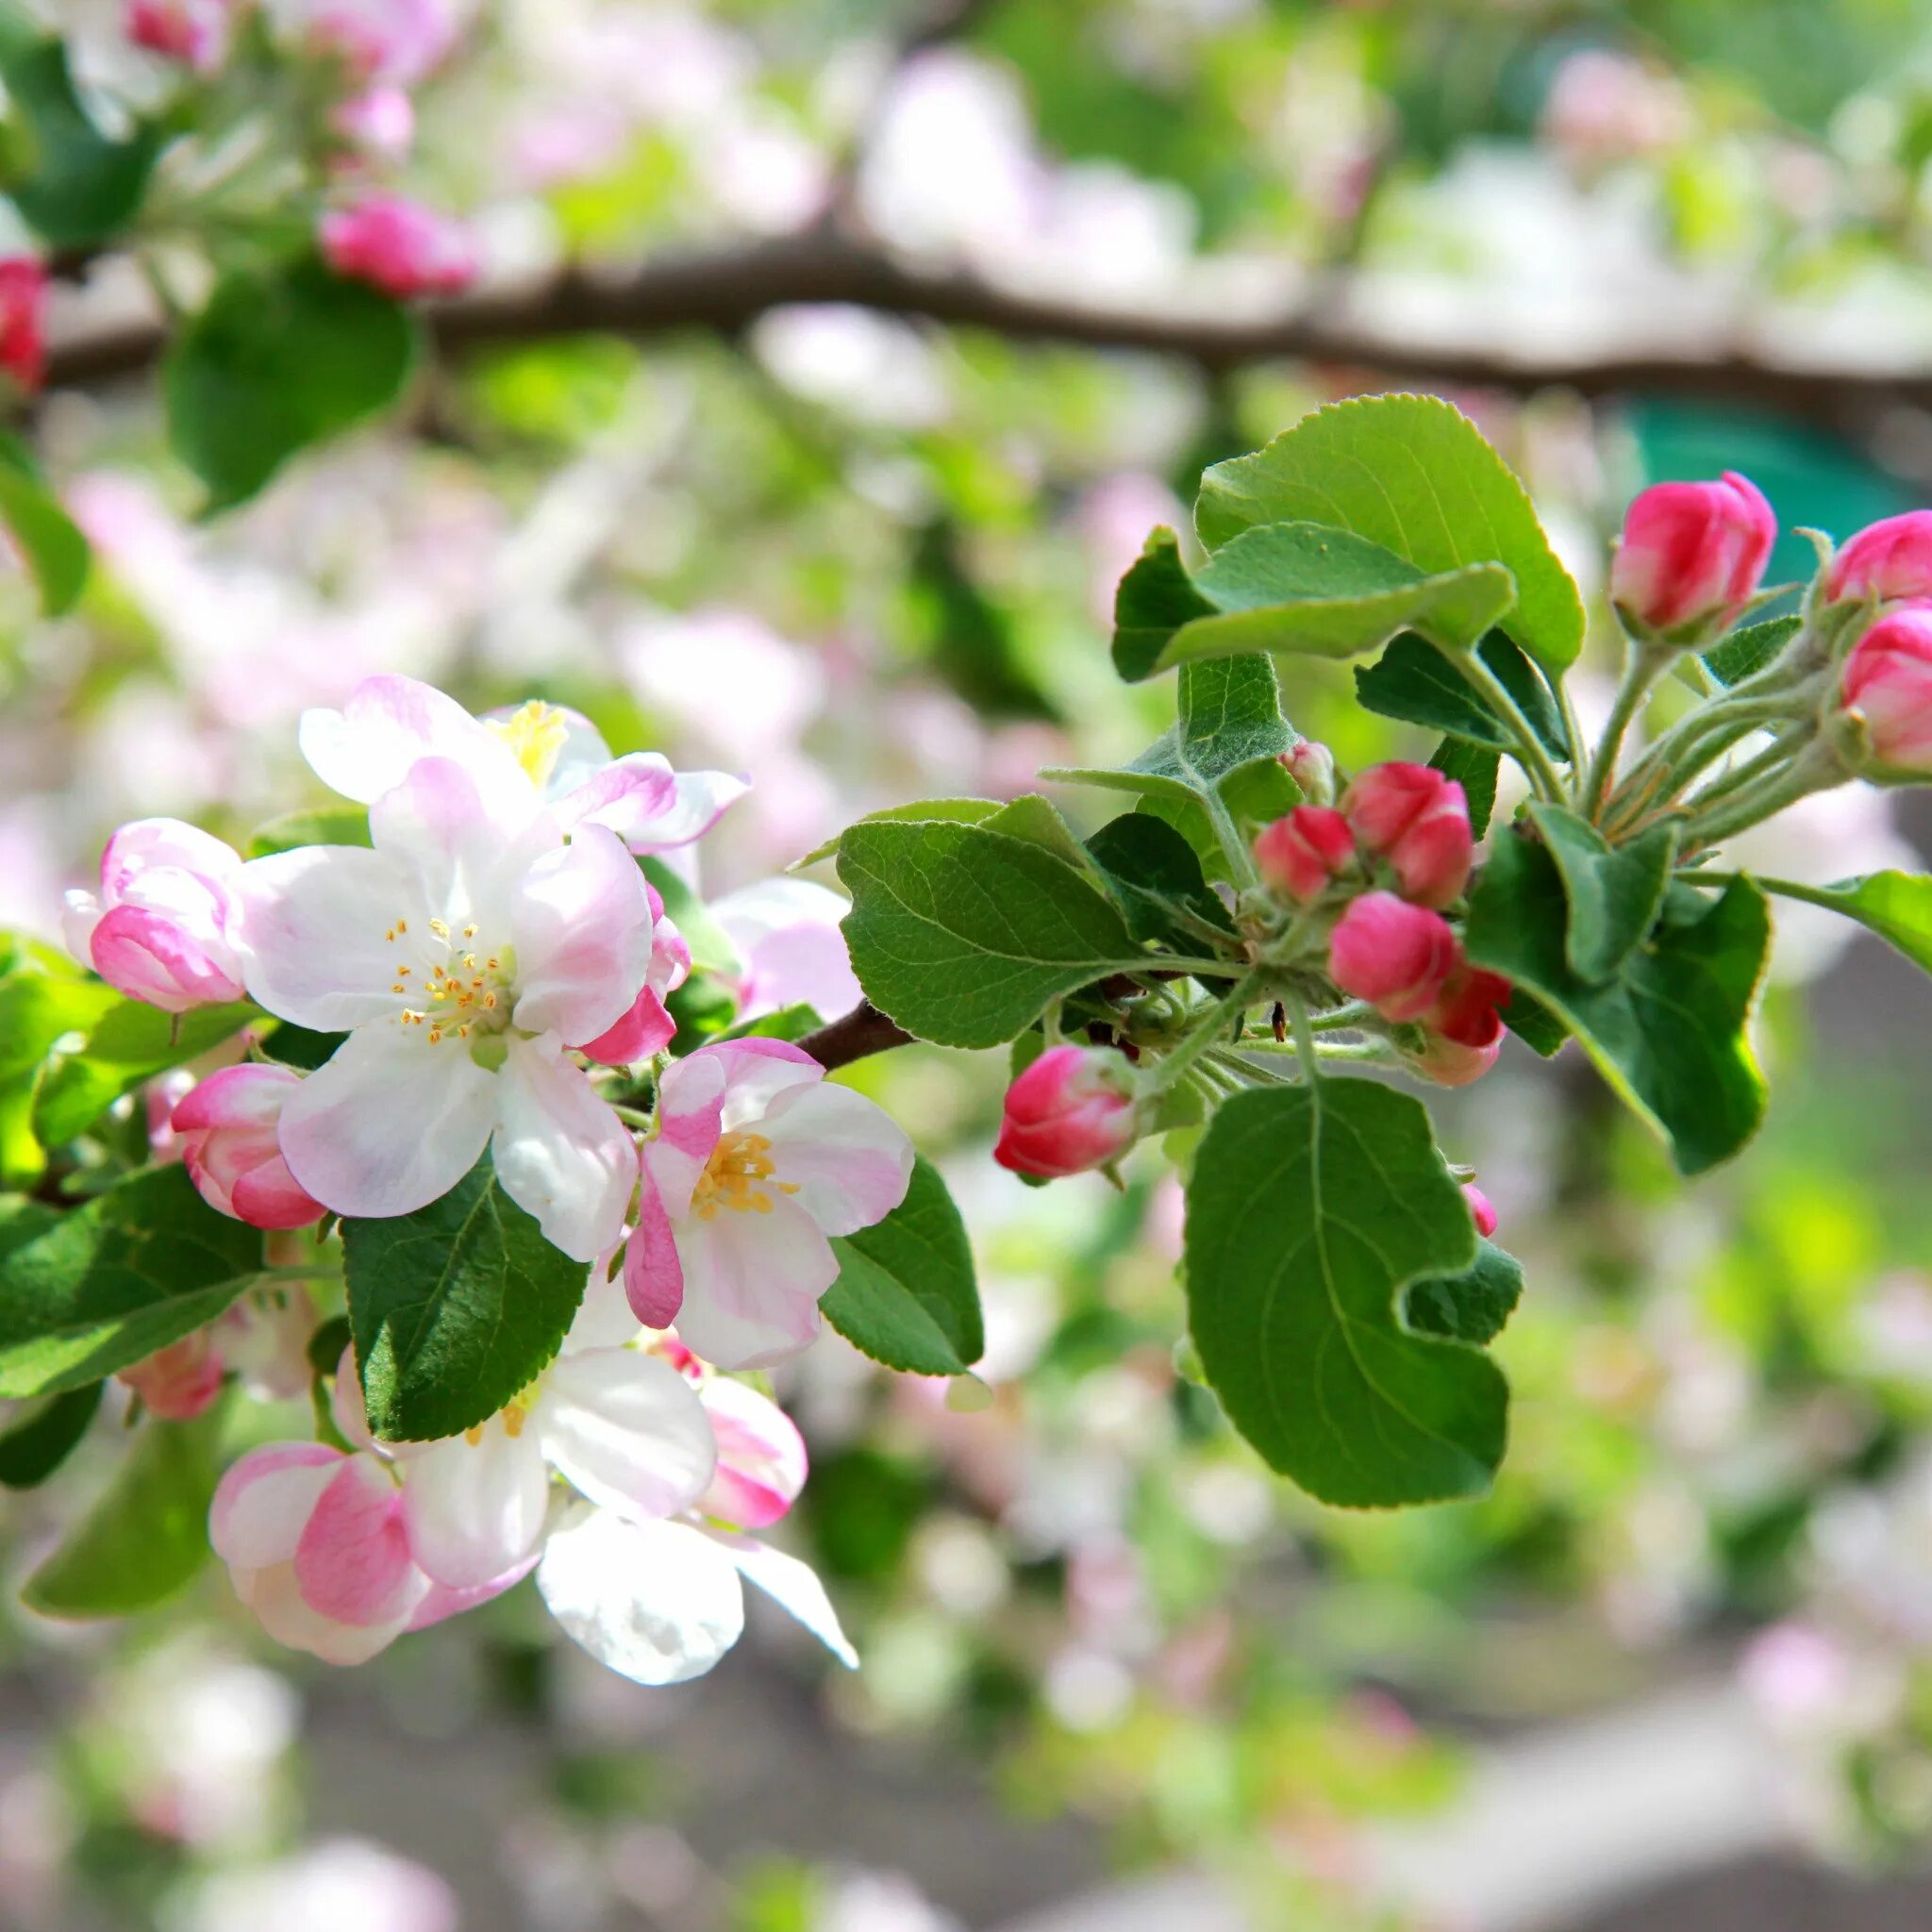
[0,1167,262,1398]
[1085,814,1236,951]
[21,1407,224,1618]
[1739,871,1932,975]
[1467,837,1770,1174]
[1704,614,1801,689]
[836,820,1141,1050]
[1429,738,1500,841]
[823,1157,982,1376]
[342,1157,587,1442]
[1196,394,1585,673]
[1185,1079,1507,1507]
[33,998,258,1148]
[1111,525,1216,675]
[640,857,741,977]
[1406,1241,1524,1348]
[1356,632,1570,758]
[1525,803,1678,984]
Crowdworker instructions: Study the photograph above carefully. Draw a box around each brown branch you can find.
[798,1000,915,1071]
[41,228,1932,429]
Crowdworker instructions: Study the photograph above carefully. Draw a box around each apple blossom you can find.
[1426,959,1513,1050]
[236,755,658,1258]
[119,1331,225,1421]
[1253,806,1354,904]
[172,1065,326,1230]
[1282,736,1337,805]
[657,1348,809,1530]
[332,87,416,161]
[319,195,478,299]
[268,0,460,86]
[125,0,233,69]
[1341,762,1473,909]
[1462,1184,1499,1240]
[708,875,861,1023]
[63,818,248,1013]
[1838,605,1932,774]
[1826,511,1932,607]
[992,1044,1140,1180]
[0,258,45,393]
[1405,1031,1502,1089]
[297,677,745,860]
[625,1038,914,1367]
[1327,893,1458,1023]
[1608,471,1775,637]
[575,878,690,1065]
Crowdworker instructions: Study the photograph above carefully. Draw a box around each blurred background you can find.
[12,1,1932,1927]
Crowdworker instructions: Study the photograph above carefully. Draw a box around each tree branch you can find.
[42,228,1932,433]
[798,1000,915,1071]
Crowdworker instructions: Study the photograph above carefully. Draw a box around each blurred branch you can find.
[43,228,1932,438]
[798,1001,916,1070]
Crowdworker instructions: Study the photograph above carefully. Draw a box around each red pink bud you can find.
[993,1044,1139,1179]
[118,1330,225,1420]
[1282,737,1337,805]
[0,258,46,393]
[1407,1033,1502,1088]
[1839,605,1932,773]
[1327,893,1458,1024]
[1426,961,1513,1050]
[1827,511,1932,607]
[125,0,232,69]
[1462,1183,1499,1240]
[1341,762,1473,909]
[320,194,477,298]
[1254,806,1353,904]
[1608,471,1775,635]
[173,1065,327,1230]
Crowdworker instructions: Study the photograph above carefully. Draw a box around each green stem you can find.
[1678,730,1804,816]
[1286,993,1321,1081]
[1149,973,1263,1092]
[1682,745,1844,848]
[1456,649,1570,803]
[1584,644,1670,819]
[1132,954,1251,980]
[1308,999,1376,1033]
[1610,663,1816,808]
[1203,787,1258,891]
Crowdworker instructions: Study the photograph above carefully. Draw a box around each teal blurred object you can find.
[1630,402,1919,590]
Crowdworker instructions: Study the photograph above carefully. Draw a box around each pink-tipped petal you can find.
[510,824,656,1045]
[668,1191,838,1370]
[400,1428,551,1591]
[293,1455,425,1628]
[575,986,677,1065]
[298,675,522,808]
[537,1349,716,1524]
[210,1443,343,1569]
[758,1079,913,1236]
[699,1377,807,1530]
[624,1173,686,1328]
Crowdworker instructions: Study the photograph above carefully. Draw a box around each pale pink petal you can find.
[510,824,655,1043]
[710,877,859,1020]
[670,1191,838,1370]
[575,986,676,1065]
[401,1428,551,1590]
[759,1081,913,1237]
[299,675,525,809]
[536,1348,716,1524]
[719,1532,857,1667]
[536,1508,745,1687]
[558,756,748,854]
[210,1443,343,1569]
[277,1024,495,1221]
[705,1036,824,1134]
[624,1169,685,1328]
[369,754,557,916]
[408,1553,540,1630]
[644,1052,728,1218]
[331,1347,377,1454]
[236,844,423,1031]
[699,1377,807,1529]
[491,1038,637,1262]
[293,1455,427,1627]
[564,1269,644,1352]
[91,905,245,1011]
[99,818,240,896]
[238,1561,411,1665]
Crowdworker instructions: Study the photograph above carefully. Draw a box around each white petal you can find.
[536,1508,744,1686]
[760,1080,914,1237]
[401,1428,552,1590]
[235,845,422,1031]
[491,1039,637,1262]
[300,675,527,808]
[669,1192,837,1370]
[536,1349,716,1523]
[368,755,555,922]
[237,1561,412,1666]
[278,1024,495,1221]
[709,1038,824,1134]
[210,1444,342,1569]
[721,1533,858,1668]
[509,823,655,1044]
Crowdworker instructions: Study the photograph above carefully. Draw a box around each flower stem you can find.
[1455,648,1570,803]
[1681,743,1845,849]
[1584,643,1670,819]
[1149,973,1264,1093]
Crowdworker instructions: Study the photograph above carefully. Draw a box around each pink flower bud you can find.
[61,818,247,1013]
[1407,1032,1501,1088]
[993,1044,1139,1179]
[1254,806,1354,904]
[1839,605,1932,772]
[173,1065,327,1230]
[1462,1183,1498,1240]
[1426,960,1513,1050]
[1282,736,1337,805]
[697,1376,807,1530]
[1826,511,1932,607]
[319,194,477,299]
[0,258,47,393]
[1341,762,1474,909]
[1328,892,1458,1023]
[1608,471,1775,635]
[125,0,233,69]
[118,1329,225,1420]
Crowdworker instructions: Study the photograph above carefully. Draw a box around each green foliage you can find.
[34,998,258,1148]
[0,953,116,1185]
[1525,803,1679,983]
[640,857,740,976]
[164,254,421,509]
[1184,1079,1507,1507]
[1085,814,1236,951]
[822,1157,983,1376]
[247,808,373,858]
[1469,837,1771,1174]
[1195,394,1585,673]
[836,818,1142,1050]
[0,1380,99,1488]
[0,1166,262,1397]
[1429,738,1500,841]
[1705,614,1802,687]
[1407,1241,1524,1348]
[21,1406,225,1618]
[1112,521,1514,680]
[0,430,89,614]
[341,1157,587,1442]
[1744,871,1932,974]
[1357,632,1570,757]
[793,800,1003,871]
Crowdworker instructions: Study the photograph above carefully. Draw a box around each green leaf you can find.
[639,857,741,978]
[0,1166,263,1397]
[1111,525,1216,674]
[1735,870,1932,974]
[342,1157,587,1442]
[163,254,421,510]
[981,794,1100,875]
[21,1407,225,1618]
[822,1157,983,1376]
[34,999,258,1148]
[0,28,158,246]
[792,800,1002,872]
[1407,1241,1524,1348]
[1184,1079,1507,1507]
[1429,738,1499,841]
[836,820,1141,1050]
[258,1023,347,1071]
[1525,803,1679,984]
[1116,521,1516,681]
[1197,394,1585,673]
[1704,614,1801,689]
[1502,988,1568,1058]
[0,1380,99,1488]
[0,430,88,613]
[0,961,117,1186]
[247,807,372,858]
[1085,813,1235,951]
[1356,632,1570,758]
[1467,835,1770,1174]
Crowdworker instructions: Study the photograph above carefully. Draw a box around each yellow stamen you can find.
[692,1131,802,1220]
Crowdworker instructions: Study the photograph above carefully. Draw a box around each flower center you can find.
[692,1131,800,1219]
[385,916,518,1047]
[488,699,571,788]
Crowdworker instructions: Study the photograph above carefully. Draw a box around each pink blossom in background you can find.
[1540,48,1690,172]
[125,0,234,70]
[332,86,416,162]
[0,258,46,392]
[182,1838,458,1932]
[118,1331,225,1421]
[270,0,461,87]
[1077,473,1186,625]
[320,194,478,298]
[708,876,860,1023]
[174,1065,328,1229]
